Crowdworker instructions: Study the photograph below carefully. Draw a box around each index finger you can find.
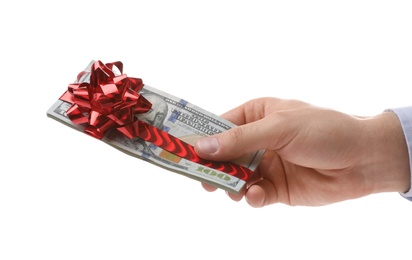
[221,97,310,126]
[220,98,272,125]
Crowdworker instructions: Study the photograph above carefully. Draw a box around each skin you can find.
[194,98,411,207]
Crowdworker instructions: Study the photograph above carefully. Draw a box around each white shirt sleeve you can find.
[386,107,412,200]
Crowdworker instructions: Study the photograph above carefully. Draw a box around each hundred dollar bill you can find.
[47,61,265,194]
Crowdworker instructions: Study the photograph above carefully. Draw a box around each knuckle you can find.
[228,126,244,143]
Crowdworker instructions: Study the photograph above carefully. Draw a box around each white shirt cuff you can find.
[386,107,412,199]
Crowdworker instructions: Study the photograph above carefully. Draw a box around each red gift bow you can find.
[60,60,151,139]
[59,61,254,181]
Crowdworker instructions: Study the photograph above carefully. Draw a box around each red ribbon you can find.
[59,61,254,181]
[60,60,152,139]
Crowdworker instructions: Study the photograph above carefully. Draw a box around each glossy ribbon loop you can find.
[60,60,151,139]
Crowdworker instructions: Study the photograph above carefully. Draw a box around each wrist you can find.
[360,112,410,195]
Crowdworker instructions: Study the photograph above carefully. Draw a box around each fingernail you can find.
[197,137,219,154]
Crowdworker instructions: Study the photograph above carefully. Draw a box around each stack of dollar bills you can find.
[47,61,265,194]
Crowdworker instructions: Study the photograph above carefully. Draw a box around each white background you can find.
[1,1,412,259]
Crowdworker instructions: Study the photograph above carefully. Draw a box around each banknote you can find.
[47,61,265,194]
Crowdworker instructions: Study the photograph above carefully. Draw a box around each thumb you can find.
[194,114,283,161]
